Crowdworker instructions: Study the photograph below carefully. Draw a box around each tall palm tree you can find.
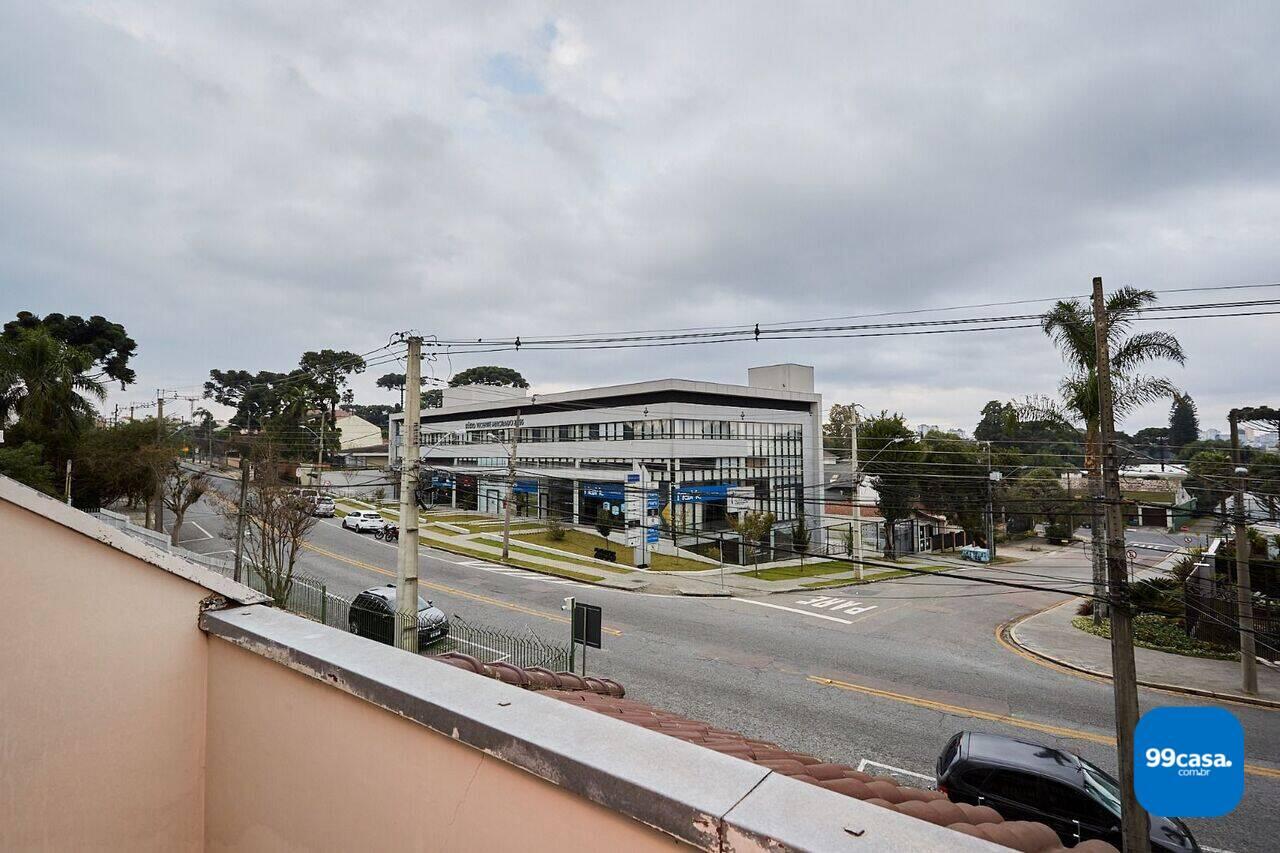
[1034,288,1185,622]
[0,326,105,435]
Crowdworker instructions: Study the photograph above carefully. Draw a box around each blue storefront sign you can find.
[582,482,625,501]
[430,476,454,488]
[513,480,538,495]
[674,484,729,504]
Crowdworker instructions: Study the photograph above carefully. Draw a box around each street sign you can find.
[572,602,602,649]
[1126,548,1137,563]
[728,486,755,513]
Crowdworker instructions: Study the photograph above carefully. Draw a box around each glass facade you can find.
[413,415,810,536]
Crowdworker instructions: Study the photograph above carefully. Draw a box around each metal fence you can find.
[439,615,571,670]
[92,507,571,668]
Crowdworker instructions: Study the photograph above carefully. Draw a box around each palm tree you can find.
[1033,288,1185,622]
[0,326,105,435]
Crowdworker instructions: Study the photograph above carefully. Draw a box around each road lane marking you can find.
[301,542,621,635]
[807,675,1280,780]
[733,598,853,624]
[856,759,935,784]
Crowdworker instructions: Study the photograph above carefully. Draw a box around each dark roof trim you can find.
[416,389,814,426]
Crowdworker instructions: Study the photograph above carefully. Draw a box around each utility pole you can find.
[396,336,423,653]
[1229,412,1258,695]
[315,410,325,490]
[985,441,996,561]
[152,393,165,533]
[851,407,863,580]
[233,455,250,584]
[65,459,72,505]
[502,409,520,560]
[1092,276,1148,853]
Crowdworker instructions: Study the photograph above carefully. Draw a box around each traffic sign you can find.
[572,602,602,649]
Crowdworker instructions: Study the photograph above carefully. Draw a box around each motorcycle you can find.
[376,524,400,542]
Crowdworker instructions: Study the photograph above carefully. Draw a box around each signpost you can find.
[564,597,602,676]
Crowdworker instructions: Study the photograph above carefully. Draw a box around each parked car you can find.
[348,585,449,647]
[312,496,336,518]
[936,732,1198,852]
[342,510,386,533]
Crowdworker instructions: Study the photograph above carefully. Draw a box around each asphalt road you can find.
[175,487,1276,853]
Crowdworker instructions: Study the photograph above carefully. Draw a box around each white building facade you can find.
[389,364,824,549]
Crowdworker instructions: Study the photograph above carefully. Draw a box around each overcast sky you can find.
[3,2,1278,434]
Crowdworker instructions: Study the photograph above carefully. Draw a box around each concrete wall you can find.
[0,497,211,852]
[204,639,688,852]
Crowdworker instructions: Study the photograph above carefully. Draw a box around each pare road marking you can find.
[794,595,878,617]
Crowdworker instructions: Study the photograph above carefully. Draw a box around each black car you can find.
[937,732,1198,852]
[348,585,449,648]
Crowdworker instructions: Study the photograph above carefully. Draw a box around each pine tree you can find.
[1168,393,1199,449]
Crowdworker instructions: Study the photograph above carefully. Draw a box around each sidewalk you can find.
[1010,598,1280,709]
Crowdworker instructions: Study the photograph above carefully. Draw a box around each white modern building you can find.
[389,364,824,552]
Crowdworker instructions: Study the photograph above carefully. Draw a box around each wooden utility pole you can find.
[501,409,520,560]
[1092,277,1148,852]
[396,336,423,653]
[851,408,863,580]
[315,410,325,489]
[152,394,165,532]
[233,456,250,584]
[1229,412,1258,694]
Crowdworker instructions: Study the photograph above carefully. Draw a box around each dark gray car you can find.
[937,732,1197,852]
[349,584,449,647]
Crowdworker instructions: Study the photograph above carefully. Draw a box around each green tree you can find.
[1249,455,1280,522]
[917,432,988,537]
[594,505,614,547]
[1036,288,1186,618]
[449,366,528,388]
[859,412,919,560]
[1168,393,1199,449]
[299,349,367,422]
[72,419,165,514]
[731,510,776,575]
[1185,450,1234,516]
[0,327,105,476]
[3,311,137,388]
[204,369,291,430]
[0,442,56,494]
[791,514,811,561]
[823,403,857,452]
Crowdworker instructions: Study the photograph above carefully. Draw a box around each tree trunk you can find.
[170,507,184,545]
[1086,424,1107,625]
[883,519,896,561]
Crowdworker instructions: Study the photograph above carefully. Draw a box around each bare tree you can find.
[152,456,210,545]
[221,444,317,606]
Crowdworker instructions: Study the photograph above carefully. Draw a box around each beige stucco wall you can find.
[0,499,210,851]
[204,638,690,852]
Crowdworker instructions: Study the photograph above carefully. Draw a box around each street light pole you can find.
[396,336,423,653]
[502,409,520,560]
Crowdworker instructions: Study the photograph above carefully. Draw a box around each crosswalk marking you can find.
[461,561,588,588]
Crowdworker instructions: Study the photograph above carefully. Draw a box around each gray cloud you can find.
[1,1,1277,434]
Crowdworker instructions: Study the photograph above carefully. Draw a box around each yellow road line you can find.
[302,542,622,636]
[806,675,1280,780]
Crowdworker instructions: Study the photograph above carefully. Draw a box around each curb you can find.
[1001,602,1280,711]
